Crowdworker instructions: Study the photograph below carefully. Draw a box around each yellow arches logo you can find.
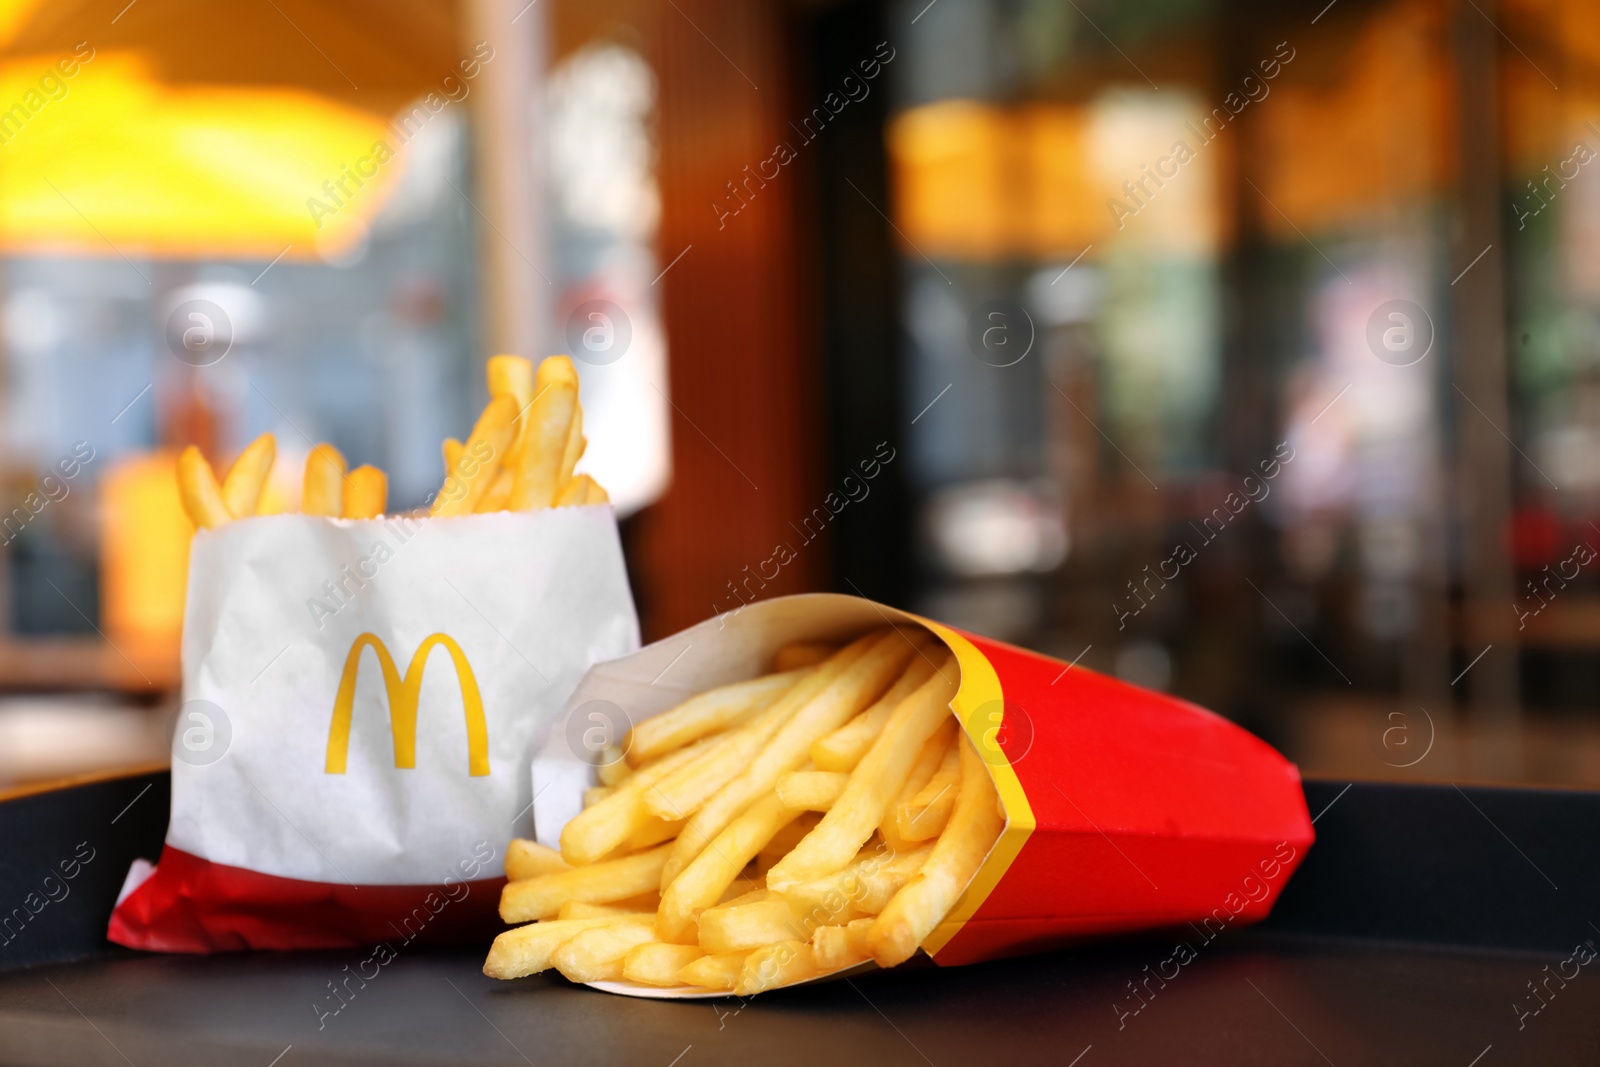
[325,632,490,777]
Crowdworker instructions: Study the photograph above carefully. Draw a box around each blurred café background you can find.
[0,0,1595,791]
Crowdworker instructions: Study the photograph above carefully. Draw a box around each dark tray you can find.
[1,771,1596,1066]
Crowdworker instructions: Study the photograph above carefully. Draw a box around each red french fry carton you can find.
[529,593,1313,993]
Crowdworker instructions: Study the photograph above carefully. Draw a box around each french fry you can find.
[775,771,849,812]
[343,465,387,519]
[717,887,771,908]
[645,697,811,822]
[558,404,585,485]
[582,478,610,505]
[176,446,231,529]
[551,917,658,982]
[500,842,672,923]
[623,814,684,851]
[584,785,613,808]
[897,740,961,842]
[433,394,519,517]
[560,734,720,864]
[597,750,633,787]
[487,354,535,409]
[774,641,837,672]
[811,918,874,971]
[867,735,1005,967]
[476,468,513,512]
[698,899,806,954]
[766,665,959,891]
[558,899,655,921]
[811,655,941,772]
[627,668,808,767]
[661,631,915,888]
[782,844,932,924]
[555,476,586,508]
[508,356,579,510]
[881,719,956,852]
[442,437,463,474]
[657,794,801,945]
[483,914,643,979]
[220,433,275,518]
[678,951,749,991]
[623,942,705,987]
[302,443,346,516]
[505,838,570,882]
[736,940,817,996]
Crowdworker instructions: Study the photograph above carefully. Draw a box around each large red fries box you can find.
[530,594,1314,989]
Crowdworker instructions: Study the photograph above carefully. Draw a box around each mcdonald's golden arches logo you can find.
[325,632,490,777]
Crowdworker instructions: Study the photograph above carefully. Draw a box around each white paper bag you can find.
[109,506,638,952]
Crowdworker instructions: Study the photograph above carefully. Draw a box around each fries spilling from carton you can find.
[174,354,606,528]
[484,626,1007,995]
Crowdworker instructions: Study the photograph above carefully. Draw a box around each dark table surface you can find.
[2,775,1597,1066]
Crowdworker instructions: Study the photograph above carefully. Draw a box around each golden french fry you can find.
[766,665,958,891]
[555,476,586,508]
[343,465,387,519]
[881,719,956,852]
[678,950,749,991]
[867,735,1005,967]
[717,887,771,908]
[302,443,346,516]
[220,433,275,518]
[483,914,643,979]
[500,843,672,923]
[476,468,513,513]
[558,404,585,485]
[558,899,655,921]
[775,771,849,812]
[508,355,579,510]
[755,812,820,872]
[597,750,633,787]
[442,437,463,473]
[811,918,874,971]
[628,668,808,768]
[583,478,609,505]
[551,917,658,982]
[623,942,705,987]
[433,394,519,517]
[560,733,720,865]
[657,794,800,945]
[782,844,932,924]
[661,631,914,888]
[897,739,961,842]
[584,785,613,808]
[736,940,817,996]
[176,446,231,529]
[645,682,819,823]
[487,354,535,408]
[811,655,940,772]
[505,838,570,882]
[623,814,684,852]
[774,641,837,672]
[698,899,806,954]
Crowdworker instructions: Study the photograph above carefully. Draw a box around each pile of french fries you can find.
[484,628,1006,995]
[174,354,608,528]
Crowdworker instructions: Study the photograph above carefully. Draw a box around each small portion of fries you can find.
[484,627,1005,995]
[174,355,608,528]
